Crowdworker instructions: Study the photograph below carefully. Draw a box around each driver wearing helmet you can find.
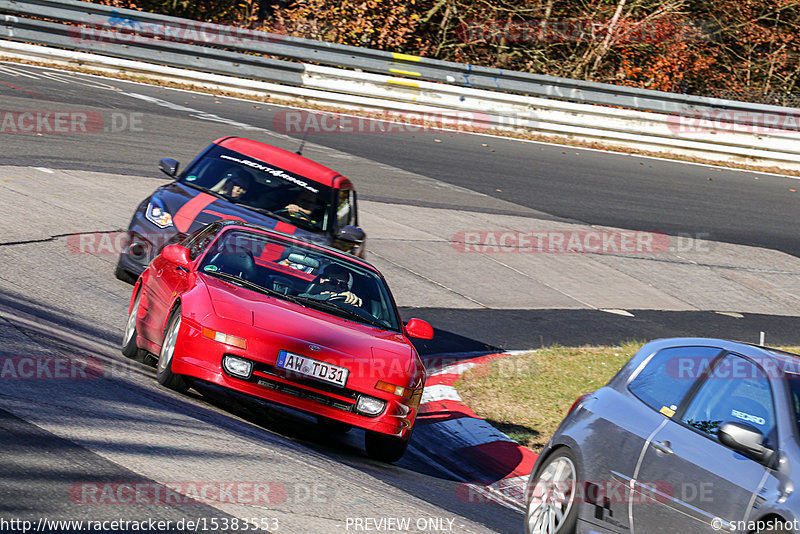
[302,263,362,306]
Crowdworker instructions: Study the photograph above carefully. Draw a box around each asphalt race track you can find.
[2,61,800,532]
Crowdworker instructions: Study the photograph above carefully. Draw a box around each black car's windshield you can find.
[181,146,334,232]
[198,229,401,331]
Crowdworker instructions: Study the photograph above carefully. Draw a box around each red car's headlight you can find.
[222,354,253,379]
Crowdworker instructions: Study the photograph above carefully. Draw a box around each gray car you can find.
[524,337,800,534]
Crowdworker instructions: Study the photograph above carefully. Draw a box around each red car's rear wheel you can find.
[156,306,189,393]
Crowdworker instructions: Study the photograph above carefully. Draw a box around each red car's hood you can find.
[203,277,412,363]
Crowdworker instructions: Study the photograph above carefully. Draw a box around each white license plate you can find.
[275,350,349,387]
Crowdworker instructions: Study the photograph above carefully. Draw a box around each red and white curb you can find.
[414,352,538,510]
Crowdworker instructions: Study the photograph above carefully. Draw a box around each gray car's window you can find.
[628,346,723,417]
[681,354,776,445]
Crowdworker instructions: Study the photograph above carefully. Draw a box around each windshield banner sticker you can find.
[219,154,319,194]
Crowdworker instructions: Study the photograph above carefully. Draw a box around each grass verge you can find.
[455,342,800,453]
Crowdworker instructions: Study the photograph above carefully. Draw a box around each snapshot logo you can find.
[0,111,143,134]
[273,110,492,135]
[452,230,670,254]
[0,356,104,380]
[668,110,800,135]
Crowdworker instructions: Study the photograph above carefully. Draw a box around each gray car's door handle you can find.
[651,440,673,454]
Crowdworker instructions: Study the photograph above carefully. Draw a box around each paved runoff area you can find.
[3,164,800,341]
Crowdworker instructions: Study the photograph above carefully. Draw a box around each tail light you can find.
[567,392,592,414]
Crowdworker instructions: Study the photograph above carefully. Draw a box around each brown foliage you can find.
[81,0,800,103]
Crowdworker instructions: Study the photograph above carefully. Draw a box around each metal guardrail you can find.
[2,0,800,128]
[1,0,799,170]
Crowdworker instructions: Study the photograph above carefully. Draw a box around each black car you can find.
[116,136,365,282]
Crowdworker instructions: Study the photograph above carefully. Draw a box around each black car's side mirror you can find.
[159,158,180,178]
[335,225,365,244]
[718,421,775,466]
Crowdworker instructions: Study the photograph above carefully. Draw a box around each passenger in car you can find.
[220,169,251,200]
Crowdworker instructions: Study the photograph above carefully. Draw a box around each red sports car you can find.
[122,220,433,462]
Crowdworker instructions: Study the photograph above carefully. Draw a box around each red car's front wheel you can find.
[365,429,412,463]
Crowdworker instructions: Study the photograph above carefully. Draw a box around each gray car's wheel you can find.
[365,430,411,463]
[526,448,579,534]
[156,306,189,392]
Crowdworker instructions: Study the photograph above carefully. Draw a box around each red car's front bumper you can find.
[168,316,424,438]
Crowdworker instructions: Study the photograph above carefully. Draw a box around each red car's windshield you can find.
[198,229,401,331]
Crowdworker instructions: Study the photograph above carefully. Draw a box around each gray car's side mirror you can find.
[718,421,775,465]
[335,225,365,244]
[159,158,180,177]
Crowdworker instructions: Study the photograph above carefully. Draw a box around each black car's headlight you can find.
[145,198,173,228]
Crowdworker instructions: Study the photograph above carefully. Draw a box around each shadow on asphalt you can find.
[0,287,522,532]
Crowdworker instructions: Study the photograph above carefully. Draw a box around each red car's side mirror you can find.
[404,318,434,340]
[161,244,191,270]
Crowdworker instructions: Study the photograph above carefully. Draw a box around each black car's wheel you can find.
[156,306,189,392]
[365,430,411,463]
[525,448,579,534]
